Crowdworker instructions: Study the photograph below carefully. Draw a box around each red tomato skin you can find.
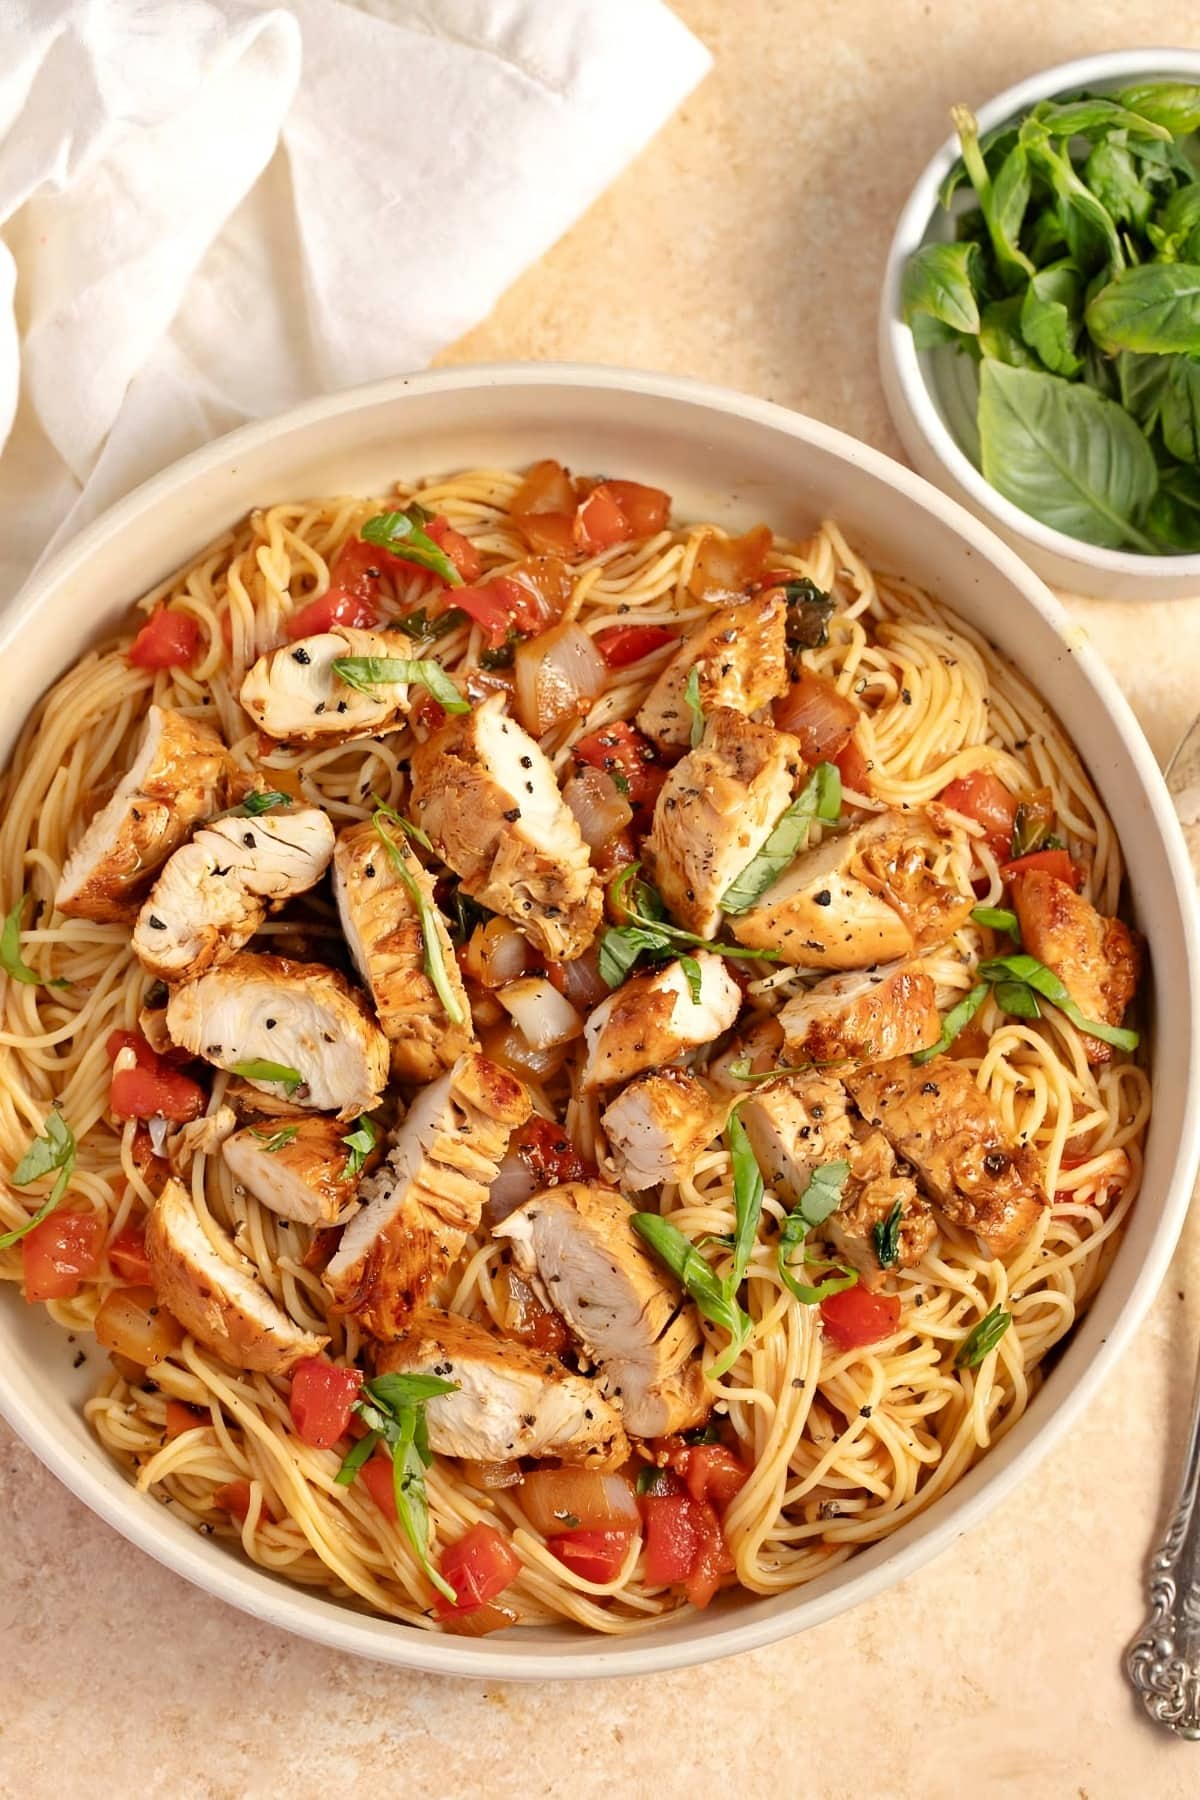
[594,624,678,667]
[454,575,549,648]
[1000,848,1083,890]
[574,486,632,552]
[683,1501,734,1609]
[215,1479,276,1525]
[22,1211,104,1302]
[108,1222,152,1285]
[128,609,202,669]
[425,515,482,582]
[819,1286,901,1350]
[598,480,671,537]
[165,1400,205,1439]
[831,734,872,798]
[434,1523,523,1618]
[675,1444,749,1509]
[288,1358,363,1450]
[573,721,665,818]
[547,1527,635,1584]
[360,1452,397,1520]
[107,1030,206,1123]
[938,769,1018,853]
[515,511,579,558]
[509,1114,595,1188]
[641,1492,699,1585]
[285,537,401,639]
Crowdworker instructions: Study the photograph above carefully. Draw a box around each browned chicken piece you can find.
[495,1181,711,1437]
[601,1068,721,1191]
[707,1012,784,1093]
[779,964,943,1066]
[222,1116,362,1227]
[324,1053,531,1335]
[729,811,973,969]
[582,952,742,1091]
[376,1309,629,1468]
[409,695,601,961]
[846,1055,1047,1259]
[166,1105,238,1174]
[146,1178,328,1374]
[644,707,803,938]
[332,818,475,1084]
[1010,869,1142,1065]
[825,1176,937,1290]
[636,592,790,752]
[55,706,232,922]
[239,625,415,745]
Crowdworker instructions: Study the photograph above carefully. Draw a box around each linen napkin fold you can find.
[0,0,710,602]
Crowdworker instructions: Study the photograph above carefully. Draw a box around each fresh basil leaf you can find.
[1116,350,1173,430]
[970,905,1020,936]
[911,981,989,1066]
[684,665,705,748]
[367,1371,458,1410]
[726,1109,764,1293]
[677,953,704,1007]
[334,1428,379,1486]
[978,950,1139,1049]
[598,865,781,985]
[938,122,1019,209]
[351,1372,461,1602]
[637,1465,675,1497]
[1030,96,1171,142]
[1084,139,1155,234]
[977,361,1158,552]
[1115,82,1200,138]
[332,656,469,715]
[250,1125,299,1153]
[361,509,464,589]
[720,762,842,916]
[1019,260,1084,377]
[901,240,983,337]
[993,978,1042,1019]
[799,1160,851,1230]
[955,1305,1012,1369]
[950,109,1035,289]
[230,1059,303,1094]
[371,808,466,1027]
[872,1200,904,1271]
[780,578,834,652]
[399,605,467,642]
[1148,184,1200,264]
[240,790,291,817]
[597,923,670,988]
[1160,357,1200,463]
[632,1212,750,1380]
[0,1110,76,1249]
[979,298,1044,369]
[1087,264,1200,356]
[342,1115,378,1180]
[1,893,68,988]
[777,1224,858,1305]
[1145,461,1200,549]
[1023,133,1125,276]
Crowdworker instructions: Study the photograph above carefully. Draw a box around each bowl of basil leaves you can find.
[880,48,1200,596]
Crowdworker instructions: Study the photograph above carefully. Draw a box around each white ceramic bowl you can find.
[879,48,1200,599]
[1,364,1196,1678]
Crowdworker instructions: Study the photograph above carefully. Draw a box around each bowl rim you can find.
[879,45,1200,580]
[2,358,1198,1680]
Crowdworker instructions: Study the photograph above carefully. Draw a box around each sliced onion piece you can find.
[498,977,583,1049]
[462,918,533,989]
[441,1600,520,1637]
[473,1459,524,1491]
[688,524,773,600]
[485,1147,541,1226]
[552,944,610,1011]
[562,766,633,849]
[520,1468,640,1537]
[514,622,607,738]
[480,1021,571,1084]
[773,667,859,762]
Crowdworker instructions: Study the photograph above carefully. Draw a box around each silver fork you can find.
[1125,716,1200,1739]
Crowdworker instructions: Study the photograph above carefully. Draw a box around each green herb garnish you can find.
[726,1109,764,1294]
[597,865,780,991]
[955,1305,1013,1368]
[0,1110,77,1249]
[683,665,705,748]
[720,763,842,915]
[335,1371,460,1602]
[342,1115,378,1180]
[361,508,464,588]
[399,605,468,642]
[775,1161,855,1305]
[978,950,1139,1050]
[970,905,1020,936]
[332,656,468,715]
[1,894,69,989]
[632,1213,751,1379]
[872,1200,904,1270]
[911,982,989,1066]
[230,1060,303,1094]
[371,805,465,1028]
[250,1125,299,1153]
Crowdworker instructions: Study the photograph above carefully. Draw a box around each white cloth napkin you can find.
[0,0,710,602]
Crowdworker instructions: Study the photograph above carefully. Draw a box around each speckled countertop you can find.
[3,4,1200,1794]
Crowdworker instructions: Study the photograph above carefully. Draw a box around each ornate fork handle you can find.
[1126,1346,1200,1738]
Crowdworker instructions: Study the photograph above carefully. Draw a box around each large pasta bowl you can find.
[0,363,1196,1678]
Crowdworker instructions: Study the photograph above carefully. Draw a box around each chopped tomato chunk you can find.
[22,1210,103,1302]
[574,486,632,553]
[594,623,679,667]
[547,1527,635,1584]
[832,734,872,798]
[128,608,202,670]
[684,1500,734,1609]
[107,1030,206,1123]
[360,1452,397,1520]
[509,1114,594,1187]
[107,1221,152,1285]
[285,538,385,638]
[1000,848,1083,890]
[819,1286,901,1350]
[215,1479,276,1524]
[289,1357,363,1450]
[640,1487,731,1605]
[165,1399,205,1439]
[938,769,1018,854]
[424,515,482,582]
[573,721,666,818]
[434,1523,522,1618]
[598,480,671,537]
[672,1443,750,1509]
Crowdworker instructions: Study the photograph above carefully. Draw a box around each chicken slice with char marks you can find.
[582,952,741,1091]
[55,706,232,922]
[146,1177,328,1374]
[644,707,803,938]
[409,696,601,961]
[1010,869,1142,1065]
[779,963,942,1066]
[495,1181,711,1437]
[166,951,389,1119]
[223,1115,362,1227]
[846,1054,1047,1259]
[132,806,335,980]
[324,1053,530,1335]
[636,593,789,752]
[601,1068,721,1191]
[332,818,474,1084]
[239,625,414,745]
[376,1309,629,1469]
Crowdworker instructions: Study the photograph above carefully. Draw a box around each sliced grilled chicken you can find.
[825,1175,937,1290]
[223,1115,362,1226]
[644,707,803,937]
[239,625,414,745]
[496,1181,710,1437]
[167,1105,238,1174]
[409,696,601,961]
[846,1055,1047,1259]
[601,1069,721,1190]
[636,593,789,751]
[332,818,474,1083]
[324,1053,530,1335]
[55,706,232,922]
[376,1309,629,1468]
[166,951,389,1120]
[729,811,972,968]
[582,952,741,1091]
[132,806,335,981]
[145,1177,327,1374]
[707,1012,784,1092]
[779,964,942,1066]
[1010,869,1142,1065]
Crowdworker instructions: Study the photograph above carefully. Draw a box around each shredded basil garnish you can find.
[336,1371,460,1603]
[371,805,465,1028]
[332,656,468,715]
[978,950,1139,1050]
[776,1161,856,1305]
[720,762,842,916]
[0,894,69,989]
[911,982,989,1066]
[632,1213,751,1379]
[872,1199,904,1270]
[230,1059,303,1095]
[361,508,464,589]
[342,1115,378,1180]
[0,1109,77,1249]
[955,1305,1012,1369]
[683,665,705,747]
[250,1125,299,1154]
[597,865,780,991]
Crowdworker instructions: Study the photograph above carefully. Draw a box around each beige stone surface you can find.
[2,3,1200,1795]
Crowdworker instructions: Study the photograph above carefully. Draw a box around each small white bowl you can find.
[1,363,1197,1677]
[879,48,1200,599]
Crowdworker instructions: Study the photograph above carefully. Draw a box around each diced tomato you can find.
[107,1222,152,1285]
[165,1399,205,1439]
[509,1114,594,1188]
[284,531,444,640]
[411,689,447,733]
[547,1527,635,1584]
[594,624,679,667]
[819,1286,901,1350]
[512,461,581,556]
[128,608,202,670]
[22,1210,104,1302]
[107,1030,206,1123]
[672,1443,749,1509]
[1000,848,1083,890]
[515,511,579,557]
[504,1268,571,1357]
[598,480,671,537]
[433,1523,522,1618]
[360,1452,397,1520]
[573,721,666,818]
[454,577,541,648]
[574,486,632,553]
[288,1357,363,1450]
[938,769,1018,854]
[684,1501,734,1609]
[641,1490,697,1584]
[285,586,378,639]
[424,515,482,582]
[215,1479,276,1525]
[831,734,873,798]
